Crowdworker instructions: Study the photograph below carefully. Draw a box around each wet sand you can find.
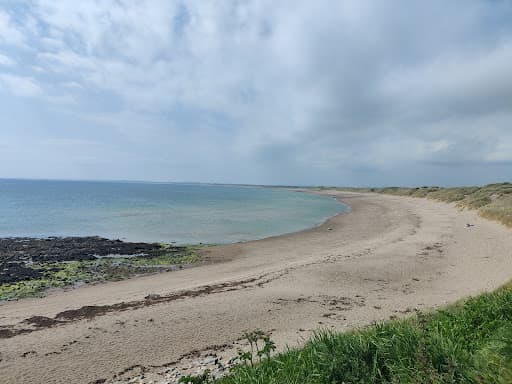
[1,191,512,383]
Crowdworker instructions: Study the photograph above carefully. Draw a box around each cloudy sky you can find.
[0,1,511,186]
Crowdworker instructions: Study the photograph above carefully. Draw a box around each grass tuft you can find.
[217,285,512,383]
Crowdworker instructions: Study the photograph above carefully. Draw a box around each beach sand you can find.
[1,191,512,383]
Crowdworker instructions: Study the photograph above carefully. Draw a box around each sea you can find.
[0,179,348,245]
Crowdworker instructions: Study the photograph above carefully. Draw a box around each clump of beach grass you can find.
[478,194,512,227]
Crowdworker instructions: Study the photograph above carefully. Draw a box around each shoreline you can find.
[0,181,346,247]
[1,191,512,383]
[0,189,349,302]
[0,190,352,319]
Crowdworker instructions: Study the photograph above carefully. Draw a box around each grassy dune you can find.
[342,183,512,227]
[215,283,512,384]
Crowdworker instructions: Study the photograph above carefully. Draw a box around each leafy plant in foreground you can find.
[234,330,277,368]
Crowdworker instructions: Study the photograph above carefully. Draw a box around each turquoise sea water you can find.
[0,180,347,244]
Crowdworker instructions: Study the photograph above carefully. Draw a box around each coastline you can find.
[0,181,345,246]
[1,191,512,383]
[0,189,347,302]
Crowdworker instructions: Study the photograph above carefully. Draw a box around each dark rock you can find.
[0,236,186,285]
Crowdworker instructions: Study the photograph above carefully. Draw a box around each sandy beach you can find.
[1,191,512,384]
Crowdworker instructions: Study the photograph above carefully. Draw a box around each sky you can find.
[0,0,512,187]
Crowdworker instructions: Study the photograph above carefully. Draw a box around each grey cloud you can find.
[0,0,511,185]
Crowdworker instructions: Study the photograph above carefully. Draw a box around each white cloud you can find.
[0,10,25,46]
[0,53,14,66]
[0,73,42,97]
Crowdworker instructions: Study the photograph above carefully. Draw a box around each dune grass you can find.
[342,183,512,228]
[216,284,512,383]
[479,194,512,227]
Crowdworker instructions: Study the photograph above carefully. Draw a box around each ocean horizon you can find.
[0,179,348,245]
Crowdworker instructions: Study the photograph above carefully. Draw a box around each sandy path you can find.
[1,192,511,384]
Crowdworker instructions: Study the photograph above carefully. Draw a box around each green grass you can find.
[0,246,200,301]
[341,183,512,228]
[217,285,512,383]
[213,184,512,383]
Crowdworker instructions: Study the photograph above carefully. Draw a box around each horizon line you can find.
[0,177,506,189]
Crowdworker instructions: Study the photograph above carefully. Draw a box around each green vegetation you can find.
[180,330,277,384]
[211,284,512,383]
[209,183,512,383]
[479,194,512,227]
[343,183,512,228]
[0,246,200,301]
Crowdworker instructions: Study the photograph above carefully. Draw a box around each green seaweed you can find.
[0,244,201,301]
